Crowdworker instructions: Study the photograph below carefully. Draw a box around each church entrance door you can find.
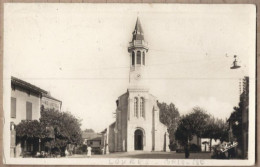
[134,129,143,150]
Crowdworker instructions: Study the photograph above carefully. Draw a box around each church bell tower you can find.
[128,18,149,91]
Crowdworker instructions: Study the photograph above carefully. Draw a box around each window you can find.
[143,52,145,65]
[134,97,138,117]
[11,97,16,118]
[26,102,32,120]
[132,51,135,65]
[140,97,145,118]
[137,51,141,64]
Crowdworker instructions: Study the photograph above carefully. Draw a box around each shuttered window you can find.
[26,102,32,120]
[11,97,16,118]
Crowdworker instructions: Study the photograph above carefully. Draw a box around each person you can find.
[16,143,22,158]
[65,149,69,157]
[87,146,92,157]
[184,143,190,158]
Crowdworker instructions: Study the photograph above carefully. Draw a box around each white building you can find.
[105,18,169,152]
[10,76,62,157]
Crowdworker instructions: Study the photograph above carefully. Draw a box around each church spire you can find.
[128,18,149,89]
[132,17,144,41]
[128,17,148,53]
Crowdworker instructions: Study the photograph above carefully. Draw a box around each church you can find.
[102,18,169,153]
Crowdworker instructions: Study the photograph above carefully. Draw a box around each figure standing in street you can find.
[87,146,92,157]
[184,143,190,158]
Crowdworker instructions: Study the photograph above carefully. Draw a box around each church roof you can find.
[134,17,143,34]
[132,17,144,41]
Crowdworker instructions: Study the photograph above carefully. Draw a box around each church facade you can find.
[105,18,169,153]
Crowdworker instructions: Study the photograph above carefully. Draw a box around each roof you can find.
[82,132,102,140]
[11,76,48,94]
[132,17,144,41]
[42,93,62,103]
[134,17,144,34]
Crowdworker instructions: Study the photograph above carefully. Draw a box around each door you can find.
[134,129,143,150]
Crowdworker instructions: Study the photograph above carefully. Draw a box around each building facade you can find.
[107,18,169,152]
[11,77,48,125]
[41,92,62,111]
[10,76,61,157]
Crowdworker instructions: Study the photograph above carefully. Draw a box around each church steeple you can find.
[128,18,149,89]
[128,17,149,67]
[132,17,144,41]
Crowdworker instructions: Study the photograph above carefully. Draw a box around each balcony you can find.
[128,40,149,51]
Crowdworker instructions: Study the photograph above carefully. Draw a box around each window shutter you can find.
[11,97,16,118]
[26,102,32,120]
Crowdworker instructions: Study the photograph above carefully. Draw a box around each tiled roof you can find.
[42,93,62,103]
[82,132,102,140]
[11,76,48,94]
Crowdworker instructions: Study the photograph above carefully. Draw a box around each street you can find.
[70,151,212,159]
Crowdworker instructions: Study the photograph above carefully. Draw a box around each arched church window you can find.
[143,52,145,65]
[137,51,141,64]
[132,51,135,65]
[134,97,138,117]
[140,97,145,118]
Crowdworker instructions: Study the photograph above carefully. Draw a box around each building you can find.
[82,131,102,145]
[227,76,249,159]
[41,92,62,111]
[11,76,48,125]
[105,18,169,152]
[82,131,103,154]
[10,76,61,157]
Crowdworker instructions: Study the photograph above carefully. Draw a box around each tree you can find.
[40,108,83,154]
[16,108,83,156]
[158,101,180,150]
[16,120,46,139]
[228,77,249,153]
[83,129,95,133]
[175,107,210,147]
[203,117,228,151]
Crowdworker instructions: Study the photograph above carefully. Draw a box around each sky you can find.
[4,4,255,132]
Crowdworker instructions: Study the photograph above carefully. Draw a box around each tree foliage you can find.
[15,108,83,154]
[203,117,228,142]
[228,77,249,148]
[175,106,229,148]
[175,107,210,146]
[83,129,95,133]
[16,120,46,139]
[40,108,83,147]
[158,101,180,142]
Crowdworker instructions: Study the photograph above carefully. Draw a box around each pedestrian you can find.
[87,146,92,157]
[184,144,190,158]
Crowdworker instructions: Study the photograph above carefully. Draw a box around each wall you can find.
[41,96,61,111]
[11,88,41,125]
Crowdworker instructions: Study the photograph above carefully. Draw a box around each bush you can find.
[190,144,201,152]
[169,143,177,151]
